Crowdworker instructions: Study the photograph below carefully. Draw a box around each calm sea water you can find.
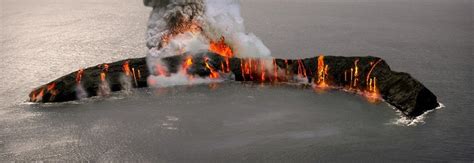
[1,0,472,161]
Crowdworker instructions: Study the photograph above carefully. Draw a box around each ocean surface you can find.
[1,0,473,161]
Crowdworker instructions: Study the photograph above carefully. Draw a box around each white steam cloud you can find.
[144,0,272,87]
[202,0,271,57]
[145,0,270,58]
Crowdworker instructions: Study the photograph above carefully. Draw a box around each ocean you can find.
[1,0,472,161]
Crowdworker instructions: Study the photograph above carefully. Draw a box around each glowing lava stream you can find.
[30,32,385,105]
[122,61,131,77]
[204,57,219,79]
[209,37,233,58]
[315,55,329,89]
[364,59,383,102]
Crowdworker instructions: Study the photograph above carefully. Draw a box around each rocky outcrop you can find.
[29,52,438,118]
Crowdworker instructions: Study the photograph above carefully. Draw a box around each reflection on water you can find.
[1,0,473,161]
[2,83,399,161]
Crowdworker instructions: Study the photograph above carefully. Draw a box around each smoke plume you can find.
[145,0,271,87]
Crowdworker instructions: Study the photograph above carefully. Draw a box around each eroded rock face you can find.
[29,52,438,118]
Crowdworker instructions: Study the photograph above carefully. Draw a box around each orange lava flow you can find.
[297,60,307,78]
[47,82,58,96]
[47,82,56,91]
[225,57,230,73]
[31,93,36,102]
[221,62,225,73]
[76,68,84,84]
[100,64,109,82]
[363,59,383,102]
[100,72,106,82]
[209,37,234,58]
[315,55,329,88]
[122,60,131,76]
[241,58,253,80]
[31,88,45,102]
[273,59,278,82]
[352,59,359,88]
[236,58,272,82]
[182,56,193,71]
[366,59,382,85]
[204,57,219,79]
[182,56,195,80]
[102,64,109,72]
[33,88,45,102]
[365,76,380,103]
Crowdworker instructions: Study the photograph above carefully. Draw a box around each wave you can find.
[389,102,445,126]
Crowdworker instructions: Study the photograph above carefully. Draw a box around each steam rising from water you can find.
[145,0,271,87]
[148,72,224,88]
[390,102,445,126]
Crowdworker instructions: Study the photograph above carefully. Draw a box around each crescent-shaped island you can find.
[28,51,439,118]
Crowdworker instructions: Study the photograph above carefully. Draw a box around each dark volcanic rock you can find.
[29,58,149,103]
[29,52,438,118]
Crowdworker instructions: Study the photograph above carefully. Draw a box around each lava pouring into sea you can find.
[209,37,233,58]
[98,64,110,96]
[209,37,232,73]
[25,0,440,120]
[204,57,219,79]
[315,55,329,89]
[364,59,383,103]
[132,0,382,102]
